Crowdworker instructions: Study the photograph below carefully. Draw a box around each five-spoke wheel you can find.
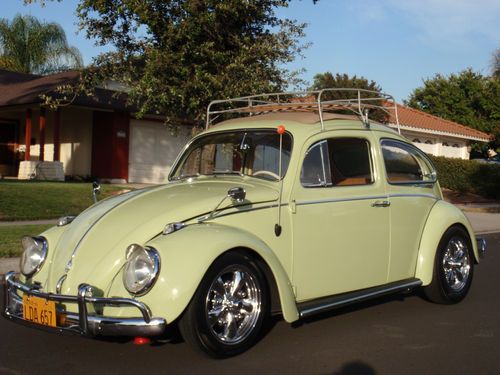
[424,226,474,304]
[205,266,262,345]
[179,252,268,357]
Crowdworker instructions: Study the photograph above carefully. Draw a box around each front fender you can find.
[106,223,299,324]
[415,200,478,286]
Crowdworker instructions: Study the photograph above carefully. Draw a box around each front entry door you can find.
[0,121,19,176]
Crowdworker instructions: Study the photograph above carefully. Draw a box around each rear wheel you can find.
[424,226,474,304]
[179,252,268,358]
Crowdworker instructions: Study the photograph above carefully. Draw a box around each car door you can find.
[377,137,439,282]
[291,131,390,302]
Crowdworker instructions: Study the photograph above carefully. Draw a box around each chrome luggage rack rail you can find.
[206,88,400,132]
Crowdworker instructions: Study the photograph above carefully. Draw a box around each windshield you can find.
[170,130,292,181]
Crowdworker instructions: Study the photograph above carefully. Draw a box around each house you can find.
[0,70,491,184]
[387,103,490,159]
[0,69,190,183]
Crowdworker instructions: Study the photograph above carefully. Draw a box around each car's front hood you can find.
[46,178,278,295]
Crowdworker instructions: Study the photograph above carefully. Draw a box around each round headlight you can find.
[123,244,161,296]
[20,236,48,277]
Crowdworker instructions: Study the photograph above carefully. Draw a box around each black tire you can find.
[178,252,269,358]
[423,226,474,304]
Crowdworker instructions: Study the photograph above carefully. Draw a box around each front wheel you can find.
[178,252,269,358]
[424,226,474,304]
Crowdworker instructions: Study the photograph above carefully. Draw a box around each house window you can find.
[412,138,421,143]
[425,140,433,144]
[442,142,449,147]
[452,144,460,148]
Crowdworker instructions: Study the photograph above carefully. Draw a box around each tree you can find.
[407,69,500,149]
[62,0,307,127]
[492,49,500,80]
[310,72,386,121]
[0,14,83,75]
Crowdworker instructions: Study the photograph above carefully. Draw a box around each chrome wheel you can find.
[442,236,471,292]
[205,266,262,345]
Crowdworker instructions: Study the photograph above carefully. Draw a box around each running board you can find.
[297,278,422,318]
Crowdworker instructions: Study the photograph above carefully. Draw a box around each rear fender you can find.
[415,200,478,286]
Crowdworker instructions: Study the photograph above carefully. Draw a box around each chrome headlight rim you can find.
[123,244,161,297]
[20,236,48,277]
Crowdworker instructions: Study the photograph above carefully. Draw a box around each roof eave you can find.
[388,123,490,143]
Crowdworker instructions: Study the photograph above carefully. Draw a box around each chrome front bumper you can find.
[2,271,166,337]
[477,237,487,259]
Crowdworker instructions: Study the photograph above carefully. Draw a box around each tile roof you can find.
[0,69,131,111]
[388,103,491,142]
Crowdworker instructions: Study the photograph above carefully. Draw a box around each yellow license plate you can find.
[23,295,57,328]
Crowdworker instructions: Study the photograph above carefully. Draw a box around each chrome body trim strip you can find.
[297,278,422,318]
[195,201,288,221]
[389,193,437,200]
[295,195,387,206]
[295,193,438,207]
[2,272,166,337]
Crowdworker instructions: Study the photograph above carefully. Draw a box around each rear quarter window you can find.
[381,139,436,184]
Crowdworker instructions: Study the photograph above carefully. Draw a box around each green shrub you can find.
[428,155,500,199]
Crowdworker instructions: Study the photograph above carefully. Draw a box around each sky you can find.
[2,0,499,101]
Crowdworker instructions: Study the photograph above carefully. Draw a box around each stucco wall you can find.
[24,108,93,176]
[401,130,468,159]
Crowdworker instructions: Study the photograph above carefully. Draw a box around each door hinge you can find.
[289,199,297,214]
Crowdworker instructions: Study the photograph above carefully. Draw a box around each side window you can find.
[300,140,332,187]
[329,138,373,186]
[381,139,436,184]
[301,138,373,188]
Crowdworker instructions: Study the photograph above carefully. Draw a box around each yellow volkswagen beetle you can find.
[3,89,486,357]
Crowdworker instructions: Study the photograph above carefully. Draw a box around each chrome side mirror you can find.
[92,181,101,203]
[228,187,246,202]
[198,186,246,223]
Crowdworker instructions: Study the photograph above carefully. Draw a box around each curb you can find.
[0,219,58,227]
[458,206,500,214]
[0,257,19,275]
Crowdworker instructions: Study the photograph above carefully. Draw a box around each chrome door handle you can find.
[372,200,391,207]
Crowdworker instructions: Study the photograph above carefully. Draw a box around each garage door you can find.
[129,120,189,183]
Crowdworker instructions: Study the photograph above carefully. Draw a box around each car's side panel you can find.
[415,200,479,285]
[385,189,437,281]
[290,131,391,301]
[370,133,441,282]
[105,223,300,323]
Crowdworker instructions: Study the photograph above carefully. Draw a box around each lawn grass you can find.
[0,224,54,257]
[0,181,131,221]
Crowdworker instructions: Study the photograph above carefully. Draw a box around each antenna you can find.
[274,125,286,237]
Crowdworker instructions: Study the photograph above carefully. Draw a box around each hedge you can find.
[428,155,500,199]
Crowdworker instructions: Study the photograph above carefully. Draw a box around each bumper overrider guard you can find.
[2,271,166,337]
[477,237,486,259]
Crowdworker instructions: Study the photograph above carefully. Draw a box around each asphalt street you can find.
[0,233,498,375]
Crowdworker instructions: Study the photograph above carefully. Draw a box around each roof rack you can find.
[206,88,400,133]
